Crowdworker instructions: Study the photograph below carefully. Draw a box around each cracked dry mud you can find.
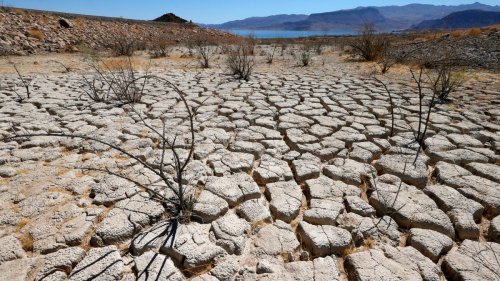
[0,51,499,281]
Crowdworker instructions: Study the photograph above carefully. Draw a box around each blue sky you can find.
[5,1,499,23]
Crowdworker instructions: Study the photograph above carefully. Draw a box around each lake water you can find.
[226,29,355,39]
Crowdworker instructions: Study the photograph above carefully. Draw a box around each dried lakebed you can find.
[0,66,499,281]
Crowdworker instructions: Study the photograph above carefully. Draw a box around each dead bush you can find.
[266,45,278,64]
[298,44,312,67]
[81,57,150,103]
[226,43,255,81]
[10,63,33,102]
[426,64,465,103]
[109,33,137,57]
[192,35,216,68]
[349,23,387,61]
[149,35,173,58]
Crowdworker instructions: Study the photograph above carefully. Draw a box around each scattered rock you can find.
[256,260,274,274]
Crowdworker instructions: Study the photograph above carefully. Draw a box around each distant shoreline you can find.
[224,29,357,39]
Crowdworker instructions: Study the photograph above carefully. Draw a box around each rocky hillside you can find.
[0,7,237,55]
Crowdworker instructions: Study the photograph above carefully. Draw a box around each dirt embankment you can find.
[0,7,238,55]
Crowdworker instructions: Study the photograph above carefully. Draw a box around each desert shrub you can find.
[149,35,172,58]
[299,44,312,67]
[226,43,255,81]
[109,33,137,57]
[27,28,44,40]
[81,57,150,103]
[311,40,324,55]
[375,40,413,74]
[10,63,33,102]
[245,34,257,55]
[266,45,278,64]
[349,23,387,61]
[192,35,216,68]
[280,43,287,57]
[426,64,465,103]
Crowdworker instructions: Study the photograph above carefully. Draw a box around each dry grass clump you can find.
[450,30,464,38]
[27,28,45,40]
[468,28,482,36]
[343,237,376,257]
[99,57,150,71]
[17,231,34,252]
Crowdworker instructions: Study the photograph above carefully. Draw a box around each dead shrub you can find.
[81,57,150,103]
[349,23,387,61]
[298,44,312,67]
[192,34,217,68]
[109,33,137,57]
[226,43,255,81]
[148,35,173,58]
[426,64,465,103]
[266,45,278,64]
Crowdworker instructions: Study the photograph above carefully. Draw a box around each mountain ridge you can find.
[412,9,500,29]
[203,2,500,31]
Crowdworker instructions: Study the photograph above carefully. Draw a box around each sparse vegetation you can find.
[10,63,33,102]
[226,43,255,81]
[81,57,150,103]
[109,33,137,57]
[193,35,216,68]
[299,44,312,67]
[148,35,173,58]
[349,23,387,61]
[265,45,278,64]
[426,64,465,103]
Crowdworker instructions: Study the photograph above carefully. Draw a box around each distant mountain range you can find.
[412,10,500,29]
[202,2,500,32]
